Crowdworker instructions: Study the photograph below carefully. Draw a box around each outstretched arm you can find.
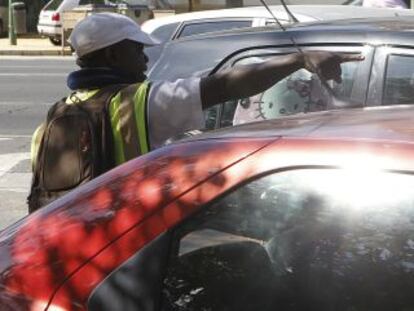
[200,51,364,109]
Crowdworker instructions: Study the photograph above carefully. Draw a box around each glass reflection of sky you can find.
[268,168,414,212]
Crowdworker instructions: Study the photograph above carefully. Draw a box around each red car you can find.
[1,105,414,310]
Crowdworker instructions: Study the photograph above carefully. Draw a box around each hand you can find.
[303,51,365,83]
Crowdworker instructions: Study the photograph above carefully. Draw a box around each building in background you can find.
[27,0,49,32]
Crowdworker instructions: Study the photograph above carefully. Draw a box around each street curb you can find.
[0,50,72,56]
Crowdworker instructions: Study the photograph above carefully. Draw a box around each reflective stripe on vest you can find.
[109,81,150,165]
[30,122,46,171]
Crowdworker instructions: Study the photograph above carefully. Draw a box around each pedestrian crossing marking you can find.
[0,152,30,175]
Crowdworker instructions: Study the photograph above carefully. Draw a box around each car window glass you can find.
[383,54,414,106]
[79,0,105,5]
[265,19,293,25]
[112,0,147,5]
[204,104,219,129]
[229,55,361,126]
[88,233,172,311]
[162,169,414,311]
[178,20,252,38]
[43,0,65,10]
[150,22,180,43]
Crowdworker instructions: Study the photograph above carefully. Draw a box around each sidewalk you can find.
[0,36,72,56]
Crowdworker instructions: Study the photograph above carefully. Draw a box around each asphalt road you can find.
[0,56,77,230]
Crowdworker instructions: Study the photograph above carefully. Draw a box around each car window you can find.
[147,34,245,81]
[43,0,65,10]
[228,54,361,127]
[265,19,295,26]
[111,0,147,5]
[150,22,180,43]
[383,54,414,106]
[177,20,252,39]
[162,168,414,311]
[79,0,105,5]
[88,233,172,311]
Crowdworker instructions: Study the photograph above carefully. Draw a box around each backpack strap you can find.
[87,84,129,106]
[82,84,130,173]
[33,97,68,178]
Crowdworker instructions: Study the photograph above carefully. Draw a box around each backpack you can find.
[28,84,126,213]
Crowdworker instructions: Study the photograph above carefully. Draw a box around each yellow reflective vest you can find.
[31,82,150,170]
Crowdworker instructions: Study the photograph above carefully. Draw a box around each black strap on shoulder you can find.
[88,84,129,106]
[65,84,129,108]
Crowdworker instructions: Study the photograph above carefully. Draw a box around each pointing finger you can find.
[336,52,365,63]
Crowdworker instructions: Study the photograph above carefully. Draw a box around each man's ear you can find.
[104,46,118,67]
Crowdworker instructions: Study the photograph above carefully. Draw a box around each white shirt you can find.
[147,77,204,149]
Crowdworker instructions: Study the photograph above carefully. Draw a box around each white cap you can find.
[68,12,159,57]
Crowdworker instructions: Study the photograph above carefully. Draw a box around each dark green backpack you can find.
[28,85,125,213]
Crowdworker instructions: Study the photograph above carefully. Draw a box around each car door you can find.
[366,46,414,107]
[206,45,373,130]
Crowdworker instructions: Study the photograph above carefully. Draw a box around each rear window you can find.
[43,0,65,11]
[178,20,252,38]
[117,0,147,5]
[79,0,105,5]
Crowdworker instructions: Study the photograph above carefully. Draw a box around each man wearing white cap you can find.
[28,12,363,212]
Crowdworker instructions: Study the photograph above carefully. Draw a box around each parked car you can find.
[143,5,414,69]
[1,105,414,309]
[148,16,414,129]
[37,0,78,45]
[37,0,152,45]
[170,0,356,13]
[142,5,316,66]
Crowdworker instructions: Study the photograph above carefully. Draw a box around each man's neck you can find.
[67,67,146,90]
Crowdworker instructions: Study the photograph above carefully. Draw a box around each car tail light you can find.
[51,13,60,22]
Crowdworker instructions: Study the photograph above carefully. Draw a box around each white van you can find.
[37,0,79,45]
